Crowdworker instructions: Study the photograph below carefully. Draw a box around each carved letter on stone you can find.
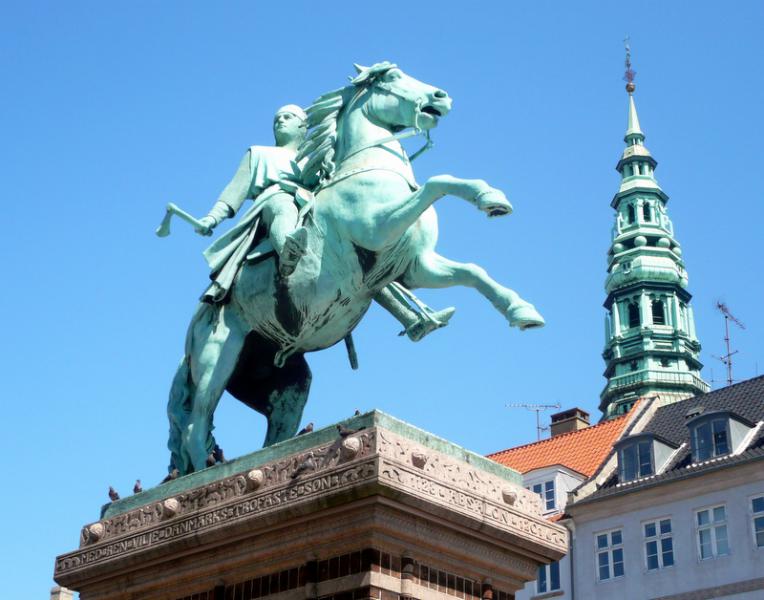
[246,469,265,491]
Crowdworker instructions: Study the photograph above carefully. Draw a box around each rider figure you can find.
[196,104,453,341]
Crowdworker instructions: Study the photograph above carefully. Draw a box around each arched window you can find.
[628,302,640,328]
[627,205,636,224]
[643,202,652,222]
[652,300,666,325]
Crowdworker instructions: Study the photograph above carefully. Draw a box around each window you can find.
[620,439,653,481]
[537,561,560,593]
[532,480,556,511]
[644,519,674,570]
[696,505,729,559]
[651,300,666,325]
[627,205,636,224]
[752,496,764,548]
[643,203,652,221]
[628,303,640,328]
[691,418,730,461]
[596,529,624,581]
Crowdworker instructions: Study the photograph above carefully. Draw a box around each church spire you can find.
[599,43,709,418]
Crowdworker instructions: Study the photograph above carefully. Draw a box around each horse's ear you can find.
[353,63,367,74]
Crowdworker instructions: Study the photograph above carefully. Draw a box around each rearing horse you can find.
[167,62,544,475]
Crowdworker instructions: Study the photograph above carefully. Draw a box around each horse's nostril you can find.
[434,90,447,99]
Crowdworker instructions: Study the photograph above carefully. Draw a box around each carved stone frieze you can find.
[377,430,541,515]
[78,431,374,549]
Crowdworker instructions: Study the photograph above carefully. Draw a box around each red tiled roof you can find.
[488,409,635,477]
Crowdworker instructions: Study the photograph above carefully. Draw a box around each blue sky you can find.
[2,2,763,596]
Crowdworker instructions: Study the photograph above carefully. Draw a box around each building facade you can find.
[489,408,638,600]
[568,377,764,599]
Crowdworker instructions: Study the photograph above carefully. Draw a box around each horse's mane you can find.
[295,86,350,189]
[297,62,398,189]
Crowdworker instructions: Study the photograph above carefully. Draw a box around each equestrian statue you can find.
[158,62,544,476]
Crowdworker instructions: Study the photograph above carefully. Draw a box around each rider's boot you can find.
[506,299,545,330]
[279,226,308,277]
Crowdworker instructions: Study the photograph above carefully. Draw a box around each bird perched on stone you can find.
[161,469,180,484]
[337,424,365,438]
[291,452,316,479]
[354,409,361,416]
[297,422,314,435]
[108,486,120,502]
[133,480,142,494]
[213,444,226,463]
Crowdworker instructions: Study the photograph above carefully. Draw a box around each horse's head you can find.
[352,62,452,132]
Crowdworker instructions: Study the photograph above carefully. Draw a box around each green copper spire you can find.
[600,49,709,418]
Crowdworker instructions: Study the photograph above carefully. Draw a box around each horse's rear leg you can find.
[402,252,544,329]
[183,305,247,472]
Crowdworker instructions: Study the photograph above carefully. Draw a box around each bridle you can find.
[339,74,435,165]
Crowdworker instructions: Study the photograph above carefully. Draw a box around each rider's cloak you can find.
[201,146,311,303]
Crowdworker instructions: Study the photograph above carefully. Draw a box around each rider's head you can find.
[273,105,308,148]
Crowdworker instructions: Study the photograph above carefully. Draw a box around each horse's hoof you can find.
[506,301,545,330]
[473,189,513,218]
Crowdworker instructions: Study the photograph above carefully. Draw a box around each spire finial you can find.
[624,36,636,93]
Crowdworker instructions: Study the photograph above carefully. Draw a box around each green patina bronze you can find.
[600,75,708,418]
[161,63,545,476]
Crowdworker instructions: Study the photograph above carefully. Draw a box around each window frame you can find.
[536,560,561,594]
[689,415,731,462]
[531,479,556,512]
[618,438,654,482]
[695,504,730,560]
[750,494,764,550]
[642,518,674,571]
[595,528,625,582]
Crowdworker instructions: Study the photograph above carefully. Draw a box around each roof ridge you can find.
[487,411,630,458]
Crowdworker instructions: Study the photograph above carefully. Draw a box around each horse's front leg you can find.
[402,251,545,330]
[182,304,247,473]
[354,175,512,251]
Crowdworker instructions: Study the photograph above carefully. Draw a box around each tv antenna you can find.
[712,302,745,386]
[506,403,561,440]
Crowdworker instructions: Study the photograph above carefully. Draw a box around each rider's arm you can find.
[202,150,254,228]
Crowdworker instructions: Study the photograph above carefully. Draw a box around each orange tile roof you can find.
[488,410,634,477]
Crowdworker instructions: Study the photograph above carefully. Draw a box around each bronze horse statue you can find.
[167,62,544,475]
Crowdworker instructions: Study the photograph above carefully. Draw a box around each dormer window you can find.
[686,410,755,463]
[691,417,730,461]
[619,439,653,481]
[615,434,679,483]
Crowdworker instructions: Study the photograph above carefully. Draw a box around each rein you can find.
[339,79,434,165]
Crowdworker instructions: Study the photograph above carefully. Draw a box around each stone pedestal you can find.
[54,412,566,600]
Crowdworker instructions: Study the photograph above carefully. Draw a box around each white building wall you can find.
[514,466,583,600]
[571,469,764,600]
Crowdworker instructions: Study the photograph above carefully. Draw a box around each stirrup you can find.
[399,307,456,342]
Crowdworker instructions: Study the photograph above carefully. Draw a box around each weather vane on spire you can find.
[623,36,636,93]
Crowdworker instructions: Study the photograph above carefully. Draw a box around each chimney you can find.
[550,408,590,437]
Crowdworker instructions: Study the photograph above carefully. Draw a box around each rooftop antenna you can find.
[713,302,745,386]
[506,403,561,440]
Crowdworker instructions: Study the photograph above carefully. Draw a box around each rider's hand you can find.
[195,216,216,236]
